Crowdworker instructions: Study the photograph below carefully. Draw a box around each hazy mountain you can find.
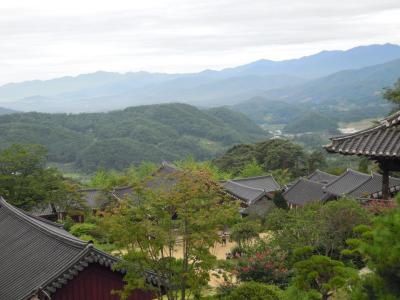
[0,103,268,172]
[0,107,17,115]
[1,44,399,113]
[232,58,400,124]
[219,43,400,79]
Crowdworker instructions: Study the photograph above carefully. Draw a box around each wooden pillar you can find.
[381,164,390,200]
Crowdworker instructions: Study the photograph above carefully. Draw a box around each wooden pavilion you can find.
[325,111,400,199]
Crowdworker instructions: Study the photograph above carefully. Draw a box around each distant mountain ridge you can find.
[0,43,399,113]
[232,58,400,124]
[0,103,267,172]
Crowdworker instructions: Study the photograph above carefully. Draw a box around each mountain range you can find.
[233,58,400,124]
[0,103,267,172]
[1,43,399,115]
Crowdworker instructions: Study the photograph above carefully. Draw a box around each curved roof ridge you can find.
[324,170,349,188]
[284,177,323,194]
[78,187,102,192]
[0,197,86,248]
[346,175,374,195]
[282,178,302,196]
[347,168,370,176]
[326,168,368,185]
[327,121,385,142]
[232,174,274,181]
[381,110,400,126]
[113,185,133,190]
[24,211,65,229]
[225,180,265,192]
[309,169,331,176]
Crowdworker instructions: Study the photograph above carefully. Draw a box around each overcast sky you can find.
[1,0,400,84]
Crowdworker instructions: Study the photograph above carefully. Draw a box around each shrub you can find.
[70,223,97,237]
[236,241,290,288]
[226,281,282,300]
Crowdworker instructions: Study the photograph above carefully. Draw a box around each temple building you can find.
[0,197,156,300]
[221,175,281,216]
[325,111,400,199]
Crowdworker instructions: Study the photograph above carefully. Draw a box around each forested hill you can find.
[0,103,267,172]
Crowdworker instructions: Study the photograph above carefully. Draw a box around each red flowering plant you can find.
[234,240,291,288]
[363,199,397,215]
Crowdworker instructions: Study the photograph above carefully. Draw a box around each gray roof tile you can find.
[283,178,330,206]
[348,173,400,198]
[308,169,339,185]
[222,181,266,205]
[228,175,281,192]
[324,169,371,196]
[325,111,400,158]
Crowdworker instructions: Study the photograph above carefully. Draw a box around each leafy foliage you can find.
[0,103,267,172]
[265,199,370,260]
[214,138,315,177]
[384,78,400,111]
[236,240,290,288]
[101,167,240,300]
[291,255,357,300]
[283,112,339,134]
[223,281,282,300]
[0,143,81,210]
[347,196,400,299]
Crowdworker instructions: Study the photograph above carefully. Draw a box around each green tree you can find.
[292,255,357,300]
[265,199,370,261]
[225,281,282,300]
[230,220,260,248]
[307,151,327,174]
[236,240,290,288]
[384,78,400,111]
[0,144,78,210]
[255,139,307,176]
[239,159,265,178]
[101,167,239,300]
[347,196,400,299]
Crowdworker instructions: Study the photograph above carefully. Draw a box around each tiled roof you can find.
[308,169,339,185]
[111,186,134,201]
[0,197,121,300]
[78,188,109,208]
[228,175,281,192]
[30,203,57,217]
[283,178,330,206]
[325,111,400,158]
[146,162,180,190]
[348,173,400,198]
[222,181,266,205]
[324,169,371,196]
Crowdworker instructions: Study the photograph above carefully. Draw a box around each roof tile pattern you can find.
[324,169,371,196]
[0,197,90,299]
[228,175,281,192]
[348,173,400,198]
[283,178,330,206]
[222,181,266,205]
[78,189,109,208]
[111,186,134,200]
[308,169,339,185]
[325,111,400,158]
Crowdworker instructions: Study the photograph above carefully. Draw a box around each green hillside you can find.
[233,59,400,124]
[0,103,267,172]
[283,112,339,134]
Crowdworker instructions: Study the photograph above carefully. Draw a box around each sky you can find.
[1,0,400,84]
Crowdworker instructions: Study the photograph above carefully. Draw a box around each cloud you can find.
[0,0,400,84]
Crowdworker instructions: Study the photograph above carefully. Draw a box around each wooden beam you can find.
[382,167,390,200]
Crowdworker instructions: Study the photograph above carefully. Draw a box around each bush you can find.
[70,223,97,237]
[226,281,282,300]
[236,241,290,288]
